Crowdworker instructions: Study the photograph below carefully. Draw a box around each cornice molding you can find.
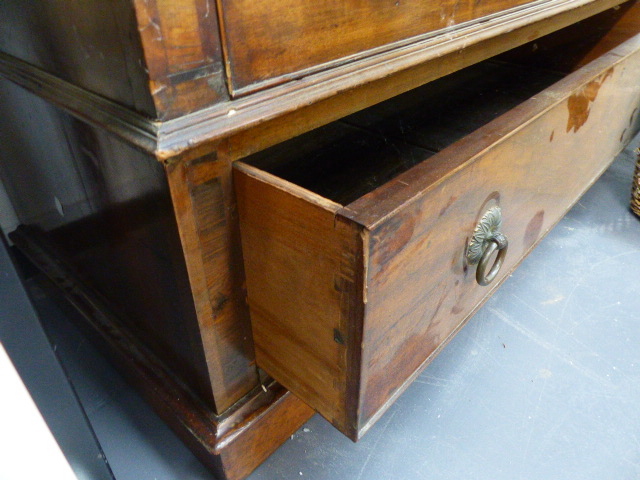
[0,52,159,154]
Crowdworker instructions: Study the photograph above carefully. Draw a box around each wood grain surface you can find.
[169,0,629,161]
[220,0,534,91]
[132,0,230,120]
[346,40,640,429]
[234,164,364,436]
[497,0,640,72]
[167,155,260,413]
[2,0,639,475]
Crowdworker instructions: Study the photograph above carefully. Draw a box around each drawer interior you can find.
[243,62,562,205]
[241,2,640,208]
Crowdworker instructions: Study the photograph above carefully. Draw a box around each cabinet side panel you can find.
[0,77,217,403]
[234,165,362,437]
[0,0,156,117]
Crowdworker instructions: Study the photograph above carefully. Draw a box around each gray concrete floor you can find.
[1,134,640,480]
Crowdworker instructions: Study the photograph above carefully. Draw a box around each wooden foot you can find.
[10,226,314,480]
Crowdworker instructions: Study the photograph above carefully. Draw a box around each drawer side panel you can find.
[234,165,364,437]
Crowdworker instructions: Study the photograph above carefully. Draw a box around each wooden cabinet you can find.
[1,1,639,478]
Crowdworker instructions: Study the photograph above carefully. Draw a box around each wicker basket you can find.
[632,148,640,218]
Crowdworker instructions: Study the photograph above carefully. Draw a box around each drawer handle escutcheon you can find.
[467,206,509,286]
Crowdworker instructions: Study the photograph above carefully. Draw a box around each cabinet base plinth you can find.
[10,225,315,480]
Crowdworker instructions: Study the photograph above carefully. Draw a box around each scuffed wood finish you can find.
[0,52,158,155]
[166,154,258,413]
[0,78,219,405]
[132,0,229,120]
[3,0,640,476]
[1,45,309,478]
[235,29,640,439]
[215,381,315,480]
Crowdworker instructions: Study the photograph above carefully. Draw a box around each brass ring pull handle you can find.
[475,233,508,286]
[466,206,508,286]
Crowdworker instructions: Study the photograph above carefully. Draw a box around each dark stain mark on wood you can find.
[439,195,458,217]
[370,212,417,277]
[451,304,464,315]
[549,130,554,142]
[214,293,229,313]
[566,67,614,133]
[334,275,348,293]
[431,284,449,323]
[451,242,465,275]
[524,210,545,247]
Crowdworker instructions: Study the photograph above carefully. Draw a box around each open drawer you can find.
[234,8,640,440]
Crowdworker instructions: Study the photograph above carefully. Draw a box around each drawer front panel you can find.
[220,0,534,91]
[349,40,640,429]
